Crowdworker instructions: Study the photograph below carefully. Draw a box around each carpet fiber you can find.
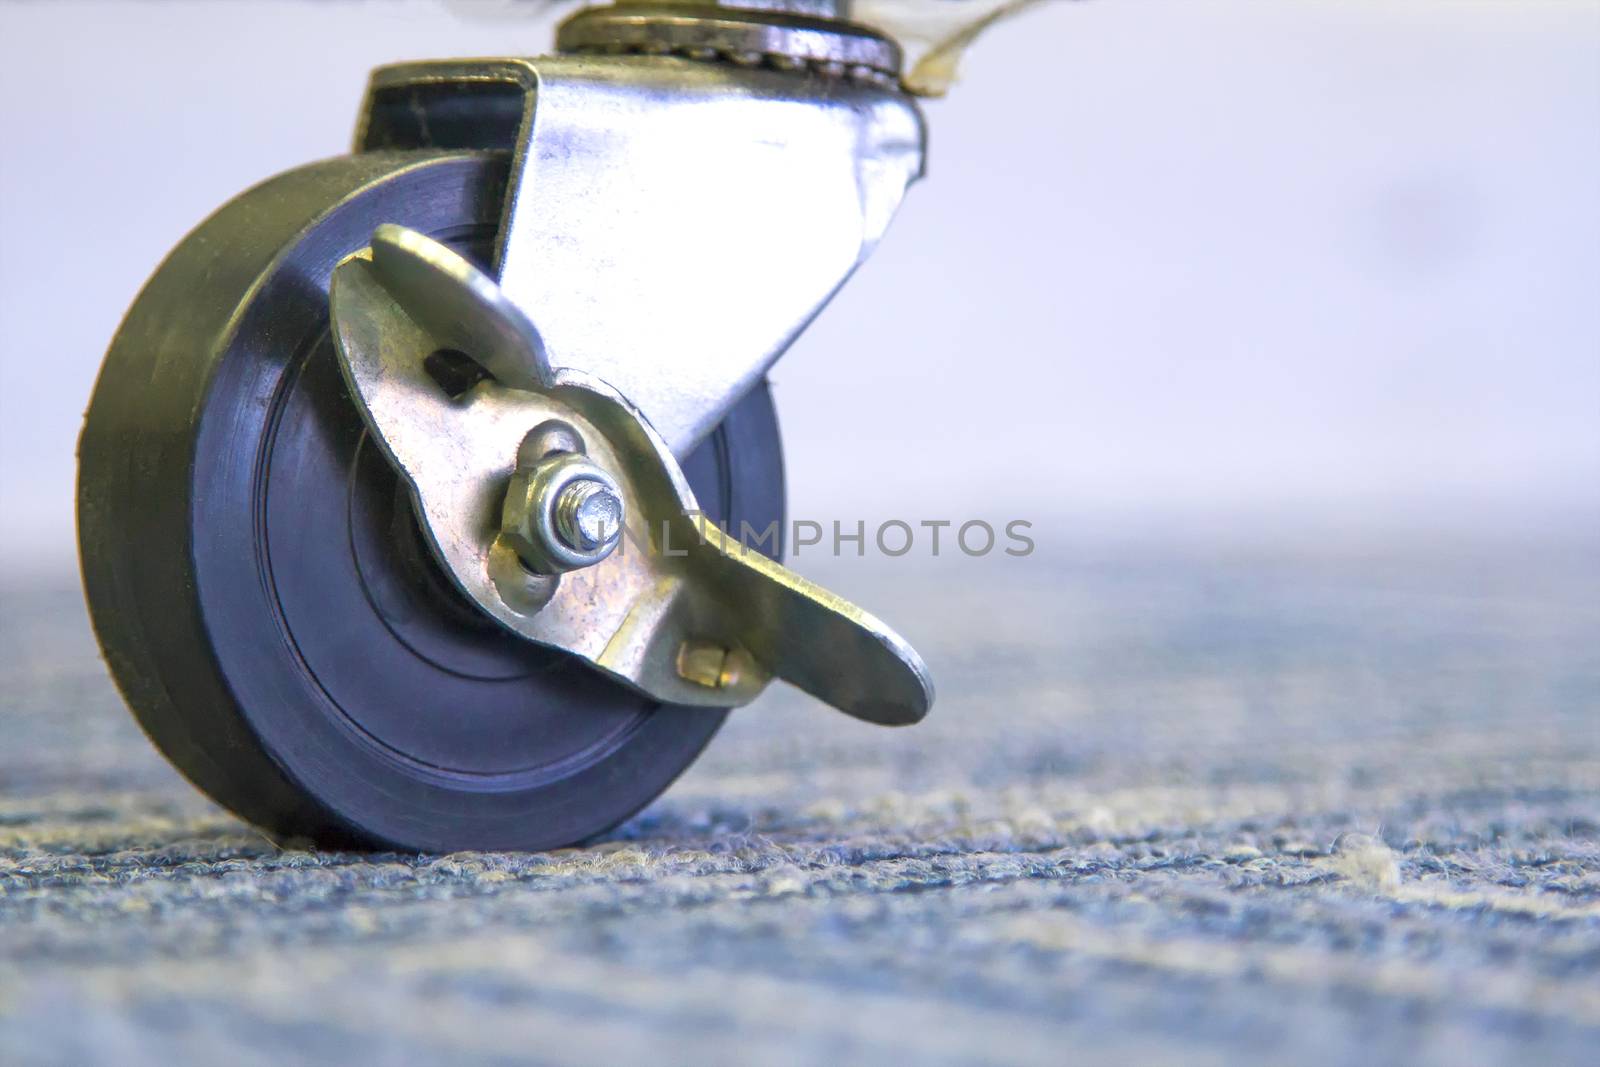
[2,544,1597,1065]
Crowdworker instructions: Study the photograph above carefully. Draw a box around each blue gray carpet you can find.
[2,542,1597,1065]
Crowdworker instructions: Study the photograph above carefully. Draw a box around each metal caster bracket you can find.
[355,45,924,462]
[323,2,938,727]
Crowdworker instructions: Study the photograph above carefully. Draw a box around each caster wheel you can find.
[78,151,785,852]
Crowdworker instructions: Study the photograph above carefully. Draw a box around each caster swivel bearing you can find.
[77,1,934,852]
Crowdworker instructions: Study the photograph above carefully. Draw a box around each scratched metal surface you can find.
[2,541,1598,1065]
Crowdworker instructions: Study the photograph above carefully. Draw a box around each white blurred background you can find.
[1,0,1596,574]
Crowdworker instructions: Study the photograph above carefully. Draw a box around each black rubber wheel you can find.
[78,150,785,852]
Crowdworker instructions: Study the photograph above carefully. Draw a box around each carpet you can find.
[2,542,1597,1065]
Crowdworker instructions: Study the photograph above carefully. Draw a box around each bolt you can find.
[554,478,624,553]
[675,640,753,691]
[500,452,625,574]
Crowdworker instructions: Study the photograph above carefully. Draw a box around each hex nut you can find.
[500,452,625,574]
